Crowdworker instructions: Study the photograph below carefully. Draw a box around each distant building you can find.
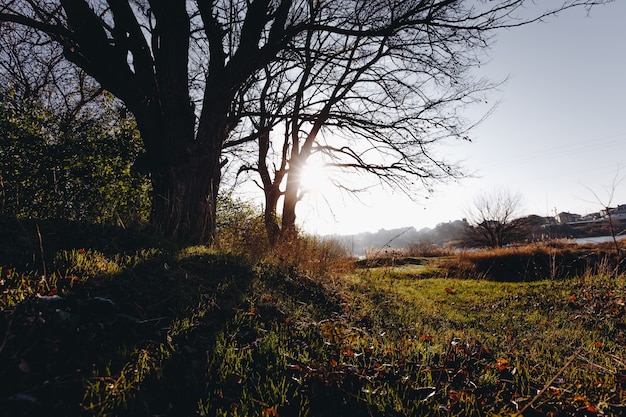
[580,212,601,222]
[555,212,581,224]
[601,204,626,220]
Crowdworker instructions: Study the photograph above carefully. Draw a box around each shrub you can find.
[263,233,354,277]
[445,243,624,281]
[214,194,268,259]
[0,92,151,226]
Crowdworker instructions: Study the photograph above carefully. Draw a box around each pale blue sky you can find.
[297,1,626,236]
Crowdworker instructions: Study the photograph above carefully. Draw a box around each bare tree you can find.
[464,187,530,248]
[236,0,613,245]
[0,0,612,244]
[582,168,625,258]
[0,21,104,121]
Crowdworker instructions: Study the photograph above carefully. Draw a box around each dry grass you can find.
[442,241,624,281]
[262,234,356,277]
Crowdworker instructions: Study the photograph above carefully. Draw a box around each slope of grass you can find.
[338,266,626,414]
[0,224,625,416]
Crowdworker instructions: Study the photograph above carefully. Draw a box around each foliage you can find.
[0,90,151,225]
[215,194,269,258]
[215,192,354,274]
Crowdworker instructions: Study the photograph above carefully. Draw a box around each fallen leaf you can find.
[341,349,355,357]
[19,358,30,373]
[419,334,433,342]
[495,358,509,371]
[262,407,279,416]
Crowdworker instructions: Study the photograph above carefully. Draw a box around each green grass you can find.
[1,231,625,416]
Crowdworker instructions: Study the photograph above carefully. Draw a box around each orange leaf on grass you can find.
[262,407,279,416]
[445,287,455,294]
[419,334,433,342]
[18,358,30,373]
[341,349,356,357]
[477,347,491,356]
[495,358,509,371]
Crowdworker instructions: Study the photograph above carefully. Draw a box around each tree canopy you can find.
[0,0,611,244]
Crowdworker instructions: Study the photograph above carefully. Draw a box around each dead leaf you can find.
[495,358,509,371]
[19,358,30,373]
[262,407,279,416]
[420,334,433,342]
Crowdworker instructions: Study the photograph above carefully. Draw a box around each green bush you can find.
[215,194,269,258]
[0,90,151,226]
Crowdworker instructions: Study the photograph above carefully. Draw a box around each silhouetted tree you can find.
[235,0,612,245]
[582,168,625,259]
[1,0,611,244]
[463,188,531,248]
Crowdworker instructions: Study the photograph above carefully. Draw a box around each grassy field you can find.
[1,224,625,416]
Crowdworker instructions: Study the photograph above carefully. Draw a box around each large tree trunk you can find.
[133,92,227,245]
[150,156,221,245]
[281,156,302,239]
[264,185,282,247]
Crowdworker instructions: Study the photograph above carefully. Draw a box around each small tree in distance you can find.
[582,168,625,259]
[463,187,530,248]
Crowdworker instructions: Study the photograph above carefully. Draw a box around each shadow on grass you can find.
[0,219,370,417]
[0,219,255,416]
[0,216,168,271]
[1,217,403,416]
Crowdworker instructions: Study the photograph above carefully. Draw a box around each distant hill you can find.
[327,220,467,256]
[326,215,626,256]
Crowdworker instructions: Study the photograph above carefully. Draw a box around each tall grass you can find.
[443,241,624,281]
